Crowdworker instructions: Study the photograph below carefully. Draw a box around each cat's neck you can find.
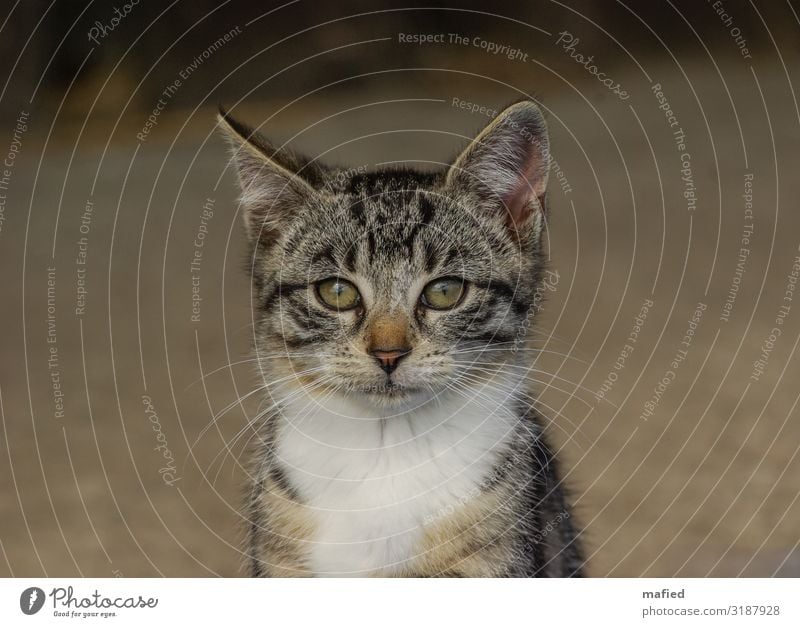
[272,383,522,575]
[273,382,522,491]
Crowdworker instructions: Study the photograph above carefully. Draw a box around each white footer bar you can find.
[1,578,797,626]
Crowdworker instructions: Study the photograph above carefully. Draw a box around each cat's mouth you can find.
[307,380,425,399]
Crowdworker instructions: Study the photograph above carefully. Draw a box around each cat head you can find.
[219,101,551,409]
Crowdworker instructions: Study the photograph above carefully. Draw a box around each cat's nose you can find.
[370,348,411,375]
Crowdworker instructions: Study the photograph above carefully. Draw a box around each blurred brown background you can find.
[1,0,799,576]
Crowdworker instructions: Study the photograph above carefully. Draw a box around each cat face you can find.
[220,102,551,408]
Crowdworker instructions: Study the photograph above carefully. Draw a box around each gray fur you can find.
[219,100,584,577]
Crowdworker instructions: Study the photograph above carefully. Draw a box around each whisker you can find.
[460,360,618,410]
[450,345,590,367]
[443,378,557,468]
[448,370,591,450]
[460,363,596,409]
[205,373,337,483]
[184,350,331,391]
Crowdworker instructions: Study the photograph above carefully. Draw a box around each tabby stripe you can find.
[276,282,307,298]
[286,307,323,331]
[283,334,321,348]
[311,244,336,266]
[423,241,438,273]
[529,438,554,577]
[511,298,529,316]
[404,223,422,256]
[263,282,307,311]
[474,279,517,301]
[463,330,515,345]
[418,194,436,224]
[269,463,301,502]
[343,244,358,272]
[348,198,366,225]
[248,479,266,577]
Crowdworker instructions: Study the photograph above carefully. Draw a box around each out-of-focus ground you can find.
[1,18,800,577]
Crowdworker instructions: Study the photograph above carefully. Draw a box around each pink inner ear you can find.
[501,153,544,229]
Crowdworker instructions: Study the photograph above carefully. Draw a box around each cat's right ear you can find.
[445,100,550,236]
[217,107,319,244]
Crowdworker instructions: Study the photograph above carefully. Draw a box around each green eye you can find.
[420,277,466,310]
[316,278,361,310]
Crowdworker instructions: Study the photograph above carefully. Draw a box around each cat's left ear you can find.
[446,100,550,233]
[217,107,323,245]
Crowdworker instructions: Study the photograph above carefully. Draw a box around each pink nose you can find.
[370,348,411,375]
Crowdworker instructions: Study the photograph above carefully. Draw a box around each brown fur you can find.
[248,475,314,577]
[368,314,410,352]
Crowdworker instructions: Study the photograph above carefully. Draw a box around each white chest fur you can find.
[274,387,518,576]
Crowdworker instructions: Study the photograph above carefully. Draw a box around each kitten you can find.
[218,100,584,577]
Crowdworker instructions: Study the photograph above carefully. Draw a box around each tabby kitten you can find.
[219,100,584,577]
